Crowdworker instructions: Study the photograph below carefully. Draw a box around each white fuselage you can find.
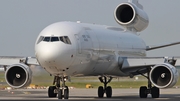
[35,21,146,77]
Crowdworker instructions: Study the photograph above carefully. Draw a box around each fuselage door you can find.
[74,34,82,54]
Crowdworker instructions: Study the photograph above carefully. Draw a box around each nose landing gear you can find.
[48,76,69,99]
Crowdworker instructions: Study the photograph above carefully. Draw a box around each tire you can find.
[151,87,159,98]
[64,86,69,99]
[58,89,63,99]
[98,86,104,98]
[48,86,57,97]
[139,86,147,98]
[106,86,112,98]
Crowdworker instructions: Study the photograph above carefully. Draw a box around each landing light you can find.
[64,78,67,81]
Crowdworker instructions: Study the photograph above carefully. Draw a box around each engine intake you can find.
[149,63,179,89]
[5,63,32,88]
[114,2,149,32]
[115,4,134,23]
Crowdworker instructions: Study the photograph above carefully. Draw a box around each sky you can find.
[0,0,180,57]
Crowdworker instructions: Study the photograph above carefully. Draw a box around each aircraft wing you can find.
[0,56,39,71]
[119,57,180,75]
[146,41,180,51]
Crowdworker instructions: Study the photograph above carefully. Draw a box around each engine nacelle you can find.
[149,63,179,89]
[5,63,32,88]
[114,2,149,32]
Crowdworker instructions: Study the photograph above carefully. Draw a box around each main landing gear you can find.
[48,76,69,99]
[139,70,160,98]
[98,76,113,98]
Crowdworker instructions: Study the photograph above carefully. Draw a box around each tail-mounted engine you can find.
[149,63,179,89]
[114,2,149,32]
[5,63,32,88]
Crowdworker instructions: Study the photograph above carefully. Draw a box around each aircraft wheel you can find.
[98,86,104,98]
[58,89,63,99]
[48,86,57,97]
[139,86,147,98]
[64,86,69,99]
[151,87,159,98]
[106,86,112,98]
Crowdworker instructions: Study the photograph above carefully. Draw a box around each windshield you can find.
[37,36,71,45]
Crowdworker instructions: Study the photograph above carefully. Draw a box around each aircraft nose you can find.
[37,44,60,63]
[36,43,74,69]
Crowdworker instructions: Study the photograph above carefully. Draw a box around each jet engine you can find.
[114,2,149,32]
[5,63,32,88]
[149,63,179,89]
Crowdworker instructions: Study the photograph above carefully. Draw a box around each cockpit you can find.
[37,36,71,44]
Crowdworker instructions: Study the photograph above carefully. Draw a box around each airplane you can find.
[1,0,180,99]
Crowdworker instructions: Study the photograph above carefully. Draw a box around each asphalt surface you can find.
[0,88,180,101]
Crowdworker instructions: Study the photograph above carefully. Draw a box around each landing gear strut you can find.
[98,76,113,98]
[139,69,160,98]
[48,76,69,99]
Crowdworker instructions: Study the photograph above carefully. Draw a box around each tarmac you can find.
[0,88,180,101]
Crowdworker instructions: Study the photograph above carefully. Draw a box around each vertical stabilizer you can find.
[128,0,143,9]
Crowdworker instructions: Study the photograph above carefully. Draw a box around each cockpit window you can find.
[37,36,44,44]
[59,36,71,44]
[37,36,71,45]
[64,36,71,44]
[43,37,51,42]
[51,37,59,42]
[60,37,65,42]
